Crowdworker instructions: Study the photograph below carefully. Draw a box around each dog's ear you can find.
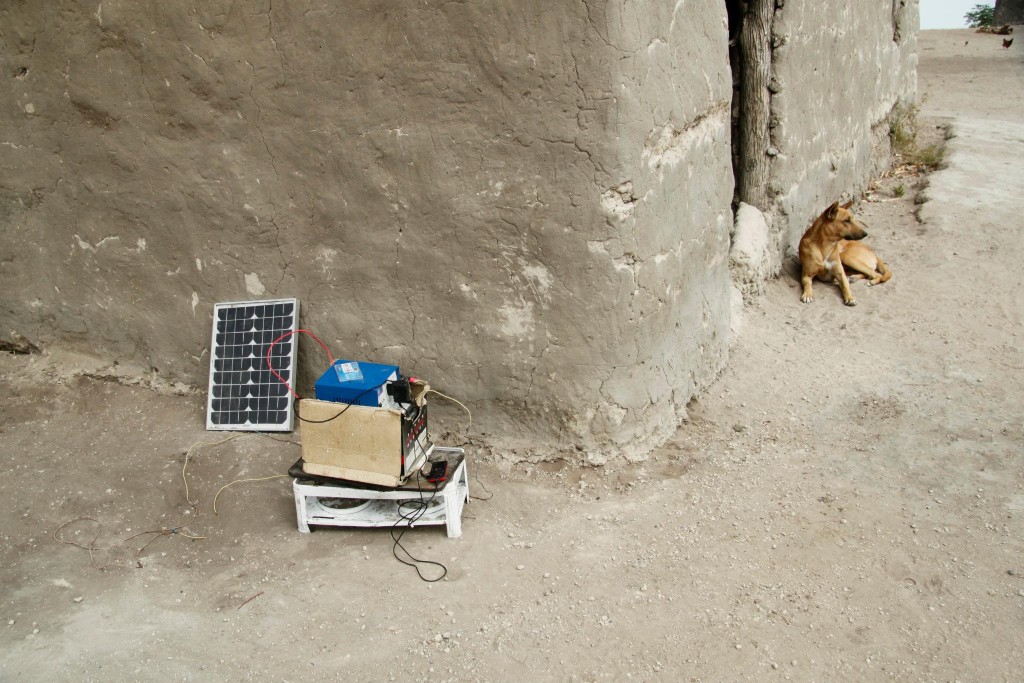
[841,200,854,210]
[824,201,839,221]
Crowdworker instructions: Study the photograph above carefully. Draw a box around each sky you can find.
[920,0,987,29]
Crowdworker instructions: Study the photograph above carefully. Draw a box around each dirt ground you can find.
[2,29,1022,681]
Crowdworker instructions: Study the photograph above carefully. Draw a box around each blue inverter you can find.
[314,360,399,407]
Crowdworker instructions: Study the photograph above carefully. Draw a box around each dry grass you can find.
[890,103,947,171]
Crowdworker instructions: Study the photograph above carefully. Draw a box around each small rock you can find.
[516,565,525,571]
[1008,569,1018,576]
[7,620,14,626]
[434,633,443,643]
[73,597,83,604]
[732,424,746,433]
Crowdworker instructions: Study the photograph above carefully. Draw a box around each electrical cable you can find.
[293,381,389,425]
[213,474,289,515]
[425,389,492,501]
[390,469,448,582]
[263,330,390,425]
[58,432,299,569]
[60,435,241,569]
[425,389,472,432]
[210,434,301,513]
[54,517,205,571]
[469,472,493,501]
[265,329,334,400]
[182,433,242,506]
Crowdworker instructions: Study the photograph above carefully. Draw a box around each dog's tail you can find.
[876,257,892,284]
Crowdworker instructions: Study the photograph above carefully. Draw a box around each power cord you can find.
[390,470,447,582]
[293,382,388,425]
[58,433,298,569]
[53,517,205,571]
[182,434,242,506]
[426,389,492,501]
[425,389,472,431]
[261,331,391,426]
[213,474,289,514]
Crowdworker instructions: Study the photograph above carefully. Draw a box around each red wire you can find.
[265,329,334,399]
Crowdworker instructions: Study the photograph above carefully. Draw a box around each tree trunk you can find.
[737,0,774,213]
[994,0,1024,25]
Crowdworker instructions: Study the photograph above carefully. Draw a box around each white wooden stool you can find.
[292,447,469,538]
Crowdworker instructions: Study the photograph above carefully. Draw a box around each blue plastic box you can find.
[314,360,399,406]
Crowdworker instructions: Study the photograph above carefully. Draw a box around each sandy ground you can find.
[2,29,1023,681]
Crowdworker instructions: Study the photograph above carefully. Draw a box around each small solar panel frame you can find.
[206,297,300,432]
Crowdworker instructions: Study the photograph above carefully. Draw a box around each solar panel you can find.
[206,298,299,431]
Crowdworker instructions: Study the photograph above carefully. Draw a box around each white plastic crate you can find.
[292,447,469,538]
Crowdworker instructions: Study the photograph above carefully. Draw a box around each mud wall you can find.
[766,0,919,254]
[0,1,733,462]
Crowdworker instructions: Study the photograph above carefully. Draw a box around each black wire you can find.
[390,470,447,582]
[294,381,390,424]
[470,471,493,501]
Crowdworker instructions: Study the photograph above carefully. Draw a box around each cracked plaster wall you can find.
[0,0,733,463]
[766,0,918,255]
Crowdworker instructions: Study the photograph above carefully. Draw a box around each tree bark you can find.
[737,0,774,213]
[994,0,1024,25]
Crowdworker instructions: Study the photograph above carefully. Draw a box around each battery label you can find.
[334,361,364,383]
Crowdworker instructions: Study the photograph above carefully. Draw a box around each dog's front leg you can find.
[800,273,814,303]
[832,262,856,306]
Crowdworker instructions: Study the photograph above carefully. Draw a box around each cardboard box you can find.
[299,381,429,487]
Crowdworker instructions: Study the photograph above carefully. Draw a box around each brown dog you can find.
[799,200,891,306]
